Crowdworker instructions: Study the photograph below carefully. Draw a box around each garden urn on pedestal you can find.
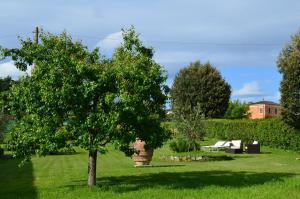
[132,139,153,166]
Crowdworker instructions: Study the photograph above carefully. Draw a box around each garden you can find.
[0,27,300,199]
[1,140,300,199]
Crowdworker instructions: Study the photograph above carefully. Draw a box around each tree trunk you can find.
[88,150,97,187]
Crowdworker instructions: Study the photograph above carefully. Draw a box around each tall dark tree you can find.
[1,28,169,186]
[277,29,300,129]
[171,61,231,118]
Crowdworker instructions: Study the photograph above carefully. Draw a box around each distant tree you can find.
[170,61,231,118]
[277,29,300,129]
[2,28,169,186]
[170,61,230,151]
[224,100,249,119]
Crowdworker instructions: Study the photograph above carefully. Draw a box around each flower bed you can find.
[159,155,233,162]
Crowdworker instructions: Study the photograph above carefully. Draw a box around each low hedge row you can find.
[204,118,300,152]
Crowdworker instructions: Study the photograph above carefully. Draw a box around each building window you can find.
[269,108,272,114]
[259,108,263,113]
[275,108,277,114]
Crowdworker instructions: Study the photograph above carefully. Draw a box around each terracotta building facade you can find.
[248,101,281,119]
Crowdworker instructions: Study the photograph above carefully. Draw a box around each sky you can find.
[1,0,300,103]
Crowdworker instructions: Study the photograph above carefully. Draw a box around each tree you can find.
[111,28,170,153]
[170,62,230,151]
[277,29,300,128]
[170,61,231,118]
[224,100,249,119]
[2,28,169,186]
[169,105,204,152]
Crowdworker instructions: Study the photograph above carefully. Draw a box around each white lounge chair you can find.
[222,141,232,148]
[202,141,226,151]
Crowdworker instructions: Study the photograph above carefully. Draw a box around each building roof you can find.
[249,101,280,106]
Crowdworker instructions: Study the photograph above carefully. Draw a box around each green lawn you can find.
[0,145,299,199]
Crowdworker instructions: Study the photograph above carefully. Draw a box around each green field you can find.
[0,145,299,199]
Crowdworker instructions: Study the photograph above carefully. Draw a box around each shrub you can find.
[169,138,201,152]
[204,118,300,151]
[174,106,206,145]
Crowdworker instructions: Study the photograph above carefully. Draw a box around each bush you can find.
[169,138,201,152]
[204,118,300,151]
[224,100,249,119]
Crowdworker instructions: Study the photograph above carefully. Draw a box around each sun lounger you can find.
[202,141,227,151]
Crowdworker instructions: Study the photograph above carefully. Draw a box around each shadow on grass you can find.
[229,155,253,159]
[0,156,37,199]
[66,170,295,193]
[49,151,82,156]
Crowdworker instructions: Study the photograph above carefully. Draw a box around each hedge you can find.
[204,118,300,152]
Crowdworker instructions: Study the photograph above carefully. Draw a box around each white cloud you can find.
[232,81,264,97]
[95,31,123,53]
[0,61,31,80]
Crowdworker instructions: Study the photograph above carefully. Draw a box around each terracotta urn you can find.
[132,139,153,166]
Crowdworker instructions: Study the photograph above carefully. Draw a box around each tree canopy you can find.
[170,61,231,118]
[1,28,170,186]
[277,29,300,129]
[224,100,249,119]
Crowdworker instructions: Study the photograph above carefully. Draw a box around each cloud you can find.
[154,48,278,68]
[0,61,31,80]
[1,0,298,105]
[232,81,264,97]
[95,31,123,54]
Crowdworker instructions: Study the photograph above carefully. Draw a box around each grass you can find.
[0,144,300,199]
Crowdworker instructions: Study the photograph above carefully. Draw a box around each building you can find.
[248,101,281,119]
